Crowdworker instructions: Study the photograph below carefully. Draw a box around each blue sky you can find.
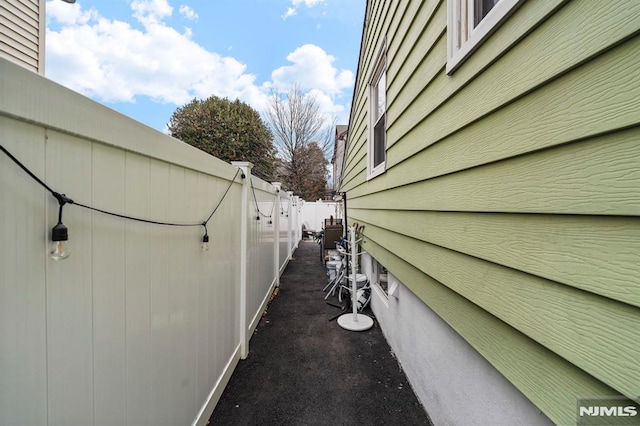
[45,0,364,132]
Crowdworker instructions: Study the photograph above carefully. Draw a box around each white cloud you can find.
[46,1,97,25]
[282,0,325,20]
[271,44,353,96]
[307,89,347,122]
[282,7,296,20]
[131,0,173,25]
[179,5,198,20]
[45,1,352,125]
[46,0,262,106]
[292,0,325,7]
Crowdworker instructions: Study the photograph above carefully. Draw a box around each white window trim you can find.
[446,0,523,74]
[369,255,390,307]
[373,283,389,308]
[367,44,387,180]
[368,156,386,180]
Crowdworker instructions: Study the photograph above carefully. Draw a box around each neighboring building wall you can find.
[0,0,45,74]
[342,1,640,425]
[332,125,347,191]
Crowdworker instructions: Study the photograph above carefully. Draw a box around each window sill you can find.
[373,283,389,308]
[367,163,386,180]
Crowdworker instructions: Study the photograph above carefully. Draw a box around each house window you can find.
[373,259,388,296]
[368,51,386,178]
[447,0,523,74]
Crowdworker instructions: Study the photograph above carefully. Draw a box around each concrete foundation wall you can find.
[362,253,552,426]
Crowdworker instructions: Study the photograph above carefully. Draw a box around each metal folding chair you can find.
[324,261,346,300]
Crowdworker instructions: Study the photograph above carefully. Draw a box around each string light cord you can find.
[204,167,242,224]
[1,143,241,230]
[280,201,290,216]
[249,177,276,220]
[1,144,58,196]
[72,201,201,227]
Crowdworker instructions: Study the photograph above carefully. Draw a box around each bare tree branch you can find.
[265,83,333,200]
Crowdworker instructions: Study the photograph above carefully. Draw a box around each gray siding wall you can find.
[0,0,44,74]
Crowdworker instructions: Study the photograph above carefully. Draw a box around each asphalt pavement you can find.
[209,240,432,426]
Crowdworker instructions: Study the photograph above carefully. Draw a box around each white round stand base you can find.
[337,313,373,331]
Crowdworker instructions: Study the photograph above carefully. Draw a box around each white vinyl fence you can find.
[0,58,299,426]
[301,201,342,232]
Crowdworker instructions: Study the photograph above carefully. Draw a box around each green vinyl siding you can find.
[361,221,639,397]
[386,20,640,174]
[342,0,640,423]
[351,208,640,308]
[349,127,640,216]
[362,237,635,426]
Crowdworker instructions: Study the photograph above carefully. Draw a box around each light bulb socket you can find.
[256,215,260,220]
[202,234,209,244]
[53,192,74,207]
[51,222,68,242]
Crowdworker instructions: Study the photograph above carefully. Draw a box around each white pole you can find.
[337,225,373,331]
[350,225,358,321]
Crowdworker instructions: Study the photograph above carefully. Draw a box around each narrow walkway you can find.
[209,241,431,426]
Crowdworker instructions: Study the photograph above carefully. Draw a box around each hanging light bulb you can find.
[201,223,210,251]
[50,222,70,260]
[50,193,72,260]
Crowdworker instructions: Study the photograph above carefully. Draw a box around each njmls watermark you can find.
[577,398,640,425]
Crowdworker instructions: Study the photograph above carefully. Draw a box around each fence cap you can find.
[231,161,254,172]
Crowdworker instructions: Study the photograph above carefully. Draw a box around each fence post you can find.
[231,161,252,359]
[294,196,301,248]
[286,191,294,259]
[272,182,281,287]
[291,196,297,249]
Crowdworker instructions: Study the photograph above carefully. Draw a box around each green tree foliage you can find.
[168,96,277,181]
